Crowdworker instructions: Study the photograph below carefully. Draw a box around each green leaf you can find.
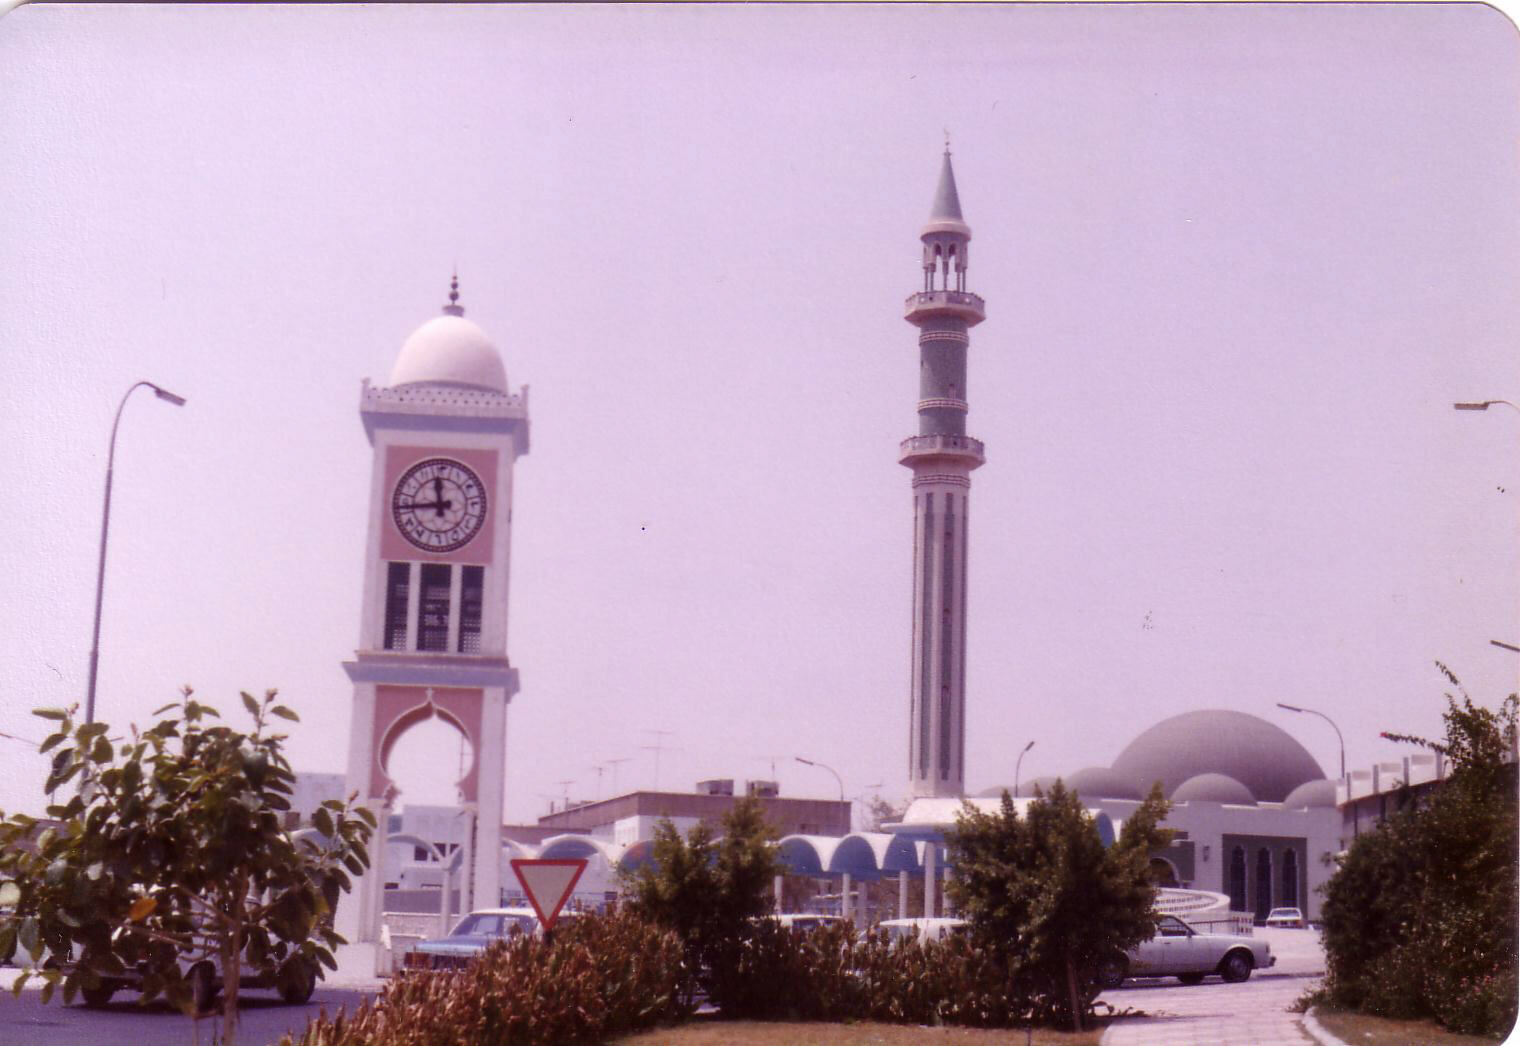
[32,708,69,721]
[242,692,261,717]
[269,705,299,722]
[17,917,38,960]
[37,732,65,755]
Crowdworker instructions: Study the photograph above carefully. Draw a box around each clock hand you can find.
[432,478,446,515]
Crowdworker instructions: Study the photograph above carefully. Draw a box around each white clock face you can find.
[391,458,487,553]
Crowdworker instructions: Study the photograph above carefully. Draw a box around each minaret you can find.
[902,147,985,798]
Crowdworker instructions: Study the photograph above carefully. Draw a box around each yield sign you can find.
[510,858,587,930]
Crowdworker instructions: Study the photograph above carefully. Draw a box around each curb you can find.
[1302,1005,1351,1046]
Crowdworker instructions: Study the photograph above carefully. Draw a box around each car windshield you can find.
[450,912,538,937]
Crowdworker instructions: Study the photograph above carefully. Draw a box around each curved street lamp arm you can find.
[1276,702,1345,779]
[795,756,845,801]
[85,381,187,726]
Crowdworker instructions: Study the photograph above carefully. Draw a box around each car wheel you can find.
[80,982,115,1007]
[1177,972,1205,986]
[278,961,317,1005]
[189,961,219,1014]
[1219,951,1253,983]
[1097,956,1127,990]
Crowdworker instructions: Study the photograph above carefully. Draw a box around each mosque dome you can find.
[1064,766,1145,801]
[1283,778,1337,810]
[1171,772,1257,805]
[1110,710,1324,804]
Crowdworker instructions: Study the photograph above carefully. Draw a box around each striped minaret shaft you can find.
[902,148,986,798]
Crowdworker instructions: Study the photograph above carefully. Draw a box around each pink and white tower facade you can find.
[336,279,529,950]
[903,148,985,799]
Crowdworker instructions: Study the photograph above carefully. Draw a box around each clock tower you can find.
[336,278,529,948]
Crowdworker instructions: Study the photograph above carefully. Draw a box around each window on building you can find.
[413,845,429,862]
[417,563,451,651]
[383,562,410,650]
[458,565,484,653]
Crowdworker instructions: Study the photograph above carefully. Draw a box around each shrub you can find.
[283,910,689,1046]
[1319,669,1518,1040]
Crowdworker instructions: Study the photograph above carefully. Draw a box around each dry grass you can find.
[1313,1006,1510,1045]
[613,1018,1104,1046]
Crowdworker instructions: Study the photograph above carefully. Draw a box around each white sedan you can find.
[1101,914,1275,987]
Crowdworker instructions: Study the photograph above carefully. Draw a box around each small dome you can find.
[1064,766,1146,801]
[1111,710,1324,803]
[1016,775,1060,798]
[1283,779,1337,810]
[1172,773,1256,806]
[389,314,507,393]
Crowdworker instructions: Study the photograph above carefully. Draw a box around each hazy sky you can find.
[2,3,1517,826]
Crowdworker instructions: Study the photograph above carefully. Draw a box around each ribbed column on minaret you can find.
[902,148,985,798]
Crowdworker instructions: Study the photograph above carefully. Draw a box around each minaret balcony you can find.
[899,433,986,468]
[904,289,986,325]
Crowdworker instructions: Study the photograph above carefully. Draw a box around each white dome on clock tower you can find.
[388,276,508,393]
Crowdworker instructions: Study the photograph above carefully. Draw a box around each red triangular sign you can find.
[510,858,587,930]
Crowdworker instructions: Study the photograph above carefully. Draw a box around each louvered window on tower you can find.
[458,565,484,653]
[383,562,410,650]
[417,563,451,652]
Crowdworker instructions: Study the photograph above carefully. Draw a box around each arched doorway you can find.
[1254,848,1273,922]
[1228,847,1247,911]
[1148,856,1180,887]
[1281,848,1299,908]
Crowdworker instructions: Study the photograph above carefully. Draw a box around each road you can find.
[0,986,378,1046]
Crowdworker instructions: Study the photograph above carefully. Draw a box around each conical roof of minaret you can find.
[922,148,972,241]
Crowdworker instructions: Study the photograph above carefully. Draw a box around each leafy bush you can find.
[284,909,689,1046]
[1319,668,1518,1039]
[621,797,780,1006]
[945,781,1172,1031]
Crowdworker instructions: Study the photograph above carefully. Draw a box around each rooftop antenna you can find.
[603,756,632,795]
[641,730,678,790]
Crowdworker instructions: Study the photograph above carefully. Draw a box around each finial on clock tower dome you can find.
[443,271,464,317]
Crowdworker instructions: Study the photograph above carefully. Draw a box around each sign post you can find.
[509,858,588,937]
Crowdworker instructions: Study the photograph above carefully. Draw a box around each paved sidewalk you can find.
[1099,927,1337,1046]
[1100,973,1321,1045]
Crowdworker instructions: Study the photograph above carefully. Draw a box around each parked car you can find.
[1100,914,1275,987]
[766,913,851,933]
[877,917,967,944]
[1264,906,1305,928]
[76,950,317,1009]
[402,907,573,972]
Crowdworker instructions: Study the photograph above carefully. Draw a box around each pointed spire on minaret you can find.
[443,270,464,317]
[925,147,970,237]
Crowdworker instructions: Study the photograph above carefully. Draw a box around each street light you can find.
[794,756,844,801]
[1013,740,1035,797]
[1454,400,1520,413]
[1276,703,1345,779]
[85,381,187,726]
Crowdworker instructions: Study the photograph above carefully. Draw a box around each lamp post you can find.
[794,756,844,800]
[1276,703,1345,779]
[1013,739,1035,797]
[1453,400,1520,414]
[85,381,187,726]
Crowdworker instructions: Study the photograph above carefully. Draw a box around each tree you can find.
[621,796,781,1009]
[1318,665,1518,1037]
[0,689,375,1046]
[945,782,1172,1031]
